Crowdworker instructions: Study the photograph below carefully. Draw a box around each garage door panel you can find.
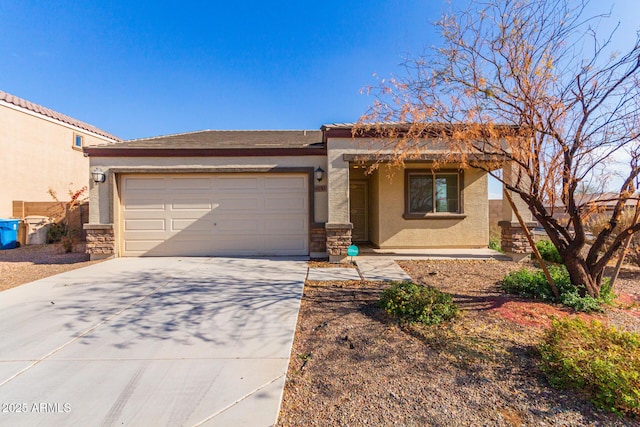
[123,239,165,253]
[216,197,259,211]
[217,177,259,190]
[264,176,306,189]
[122,200,166,211]
[214,218,260,233]
[264,197,306,211]
[121,174,309,257]
[264,217,306,233]
[171,201,213,210]
[124,230,171,240]
[171,218,214,232]
[169,178,212,190]
[124,219,166,232]
[266,236,308,252]
[125,178,167,191]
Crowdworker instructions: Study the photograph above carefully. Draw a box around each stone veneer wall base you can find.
[84,223,115,260]
[499,221,536,262]
[325,223,353,263]
[310,224,327,256]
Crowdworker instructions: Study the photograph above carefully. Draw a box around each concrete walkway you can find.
[355,258,412,282]
[0,257,307,427]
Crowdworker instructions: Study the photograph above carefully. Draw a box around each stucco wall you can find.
[372,165,489,248]
[489,199,502,230]
[88,155,328,226]
[327,136,491,248]
[0,103,115,217]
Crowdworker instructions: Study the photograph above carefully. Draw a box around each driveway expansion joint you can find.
[193,374,286,426]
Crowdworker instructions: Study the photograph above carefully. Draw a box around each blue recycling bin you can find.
[0,219,20,250]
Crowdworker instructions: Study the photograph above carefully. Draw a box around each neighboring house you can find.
[0,90,120,218]
[544,192,639,226]
[84,123,528,261]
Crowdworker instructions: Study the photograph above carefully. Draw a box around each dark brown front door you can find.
[350,181,368,242]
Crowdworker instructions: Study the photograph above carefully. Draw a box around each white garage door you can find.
[120,174,309,256]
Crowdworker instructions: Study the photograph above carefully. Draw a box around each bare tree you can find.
[359,0,640,297]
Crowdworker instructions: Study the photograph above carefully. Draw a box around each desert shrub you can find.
[535,239,563,264]
[539,317,640,416]
[46,222,67,244]
[501,266,613,312]
[47,186,87,253]
[378,282,459,325]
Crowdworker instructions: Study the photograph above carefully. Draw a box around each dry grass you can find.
[278,259,640,426]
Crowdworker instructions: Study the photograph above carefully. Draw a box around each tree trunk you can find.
[562,255,601,298]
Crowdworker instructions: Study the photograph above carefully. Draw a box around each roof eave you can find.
[83,147,327,158]
[322,123,523,140]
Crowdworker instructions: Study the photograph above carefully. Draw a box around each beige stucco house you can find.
[84,123,532,261]
[0,90,121,217]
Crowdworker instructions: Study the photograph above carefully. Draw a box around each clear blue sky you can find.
[1,1,636,140]
[1,1,637,198]
[0,1,442,140]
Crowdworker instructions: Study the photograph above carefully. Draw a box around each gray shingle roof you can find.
[0,90,121,141]
[98,129,324,150]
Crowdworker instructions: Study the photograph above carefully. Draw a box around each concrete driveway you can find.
[0,257,307,426]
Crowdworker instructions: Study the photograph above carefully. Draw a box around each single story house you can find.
[83,124,530,261]
[0,90,120,217]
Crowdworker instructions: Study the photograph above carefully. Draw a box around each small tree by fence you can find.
[47,187,88,252]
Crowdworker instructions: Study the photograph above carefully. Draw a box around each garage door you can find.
[120,174,309,256]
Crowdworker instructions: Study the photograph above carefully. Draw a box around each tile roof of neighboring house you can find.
[0,90,121,141]
[92,130,324,150]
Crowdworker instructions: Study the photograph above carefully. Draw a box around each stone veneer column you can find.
[500,161,536,261]
[498,221,536,262]
[84,224,115,260]
[325,223,352,263]
[310,225,327,257]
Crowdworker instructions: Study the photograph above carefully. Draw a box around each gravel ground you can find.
[278,259,640,426]
[0,244,104,292]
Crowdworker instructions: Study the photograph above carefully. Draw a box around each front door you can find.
[349,180,368,242]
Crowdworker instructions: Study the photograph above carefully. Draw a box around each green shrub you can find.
[378,282,459,325]
[539,317,640,416]
[560,291,603,313]
[489,235,503,252]
[500,266,614,312]
[535,239,563,264]
[501,265,571,301]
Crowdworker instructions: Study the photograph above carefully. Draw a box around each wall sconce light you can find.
[315,166,325,182]
[92,169,106,184]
